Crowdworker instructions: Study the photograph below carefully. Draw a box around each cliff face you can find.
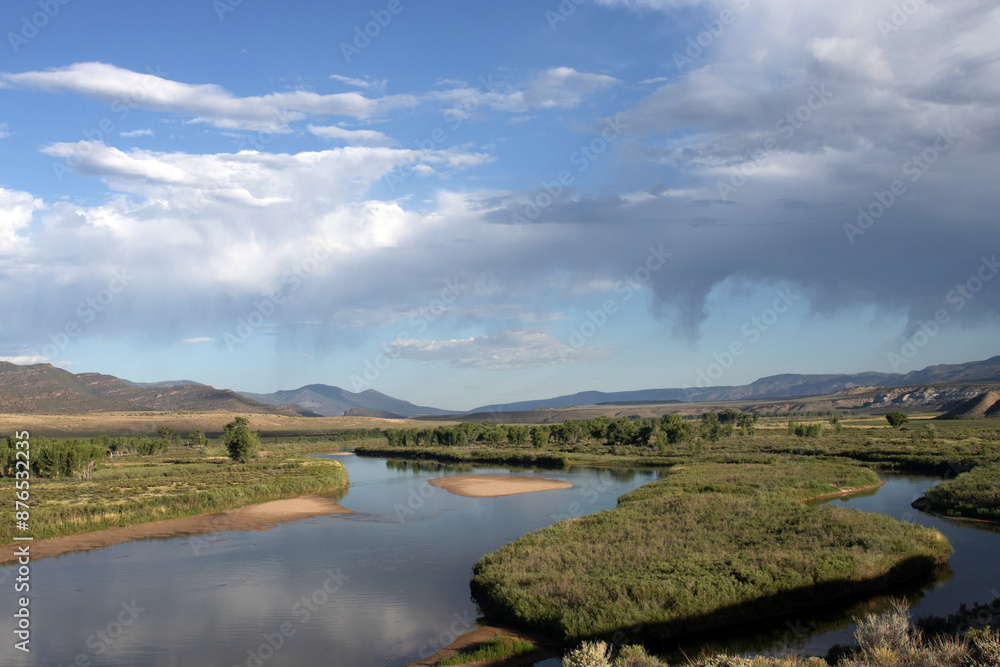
[754,383,1000,415]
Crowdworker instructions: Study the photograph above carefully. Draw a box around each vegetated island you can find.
[428,475,573,497]
[0,422,355,562]
[916,461,1000,523]
[470,460,952,645]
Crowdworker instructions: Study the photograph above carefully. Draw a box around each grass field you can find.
[471,460,952,643]
[435,633,537,666]
[0,411,447,438]
[0,440,350,543]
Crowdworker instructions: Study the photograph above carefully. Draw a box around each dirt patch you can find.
[0,494,352,564]
[801,481,886,503]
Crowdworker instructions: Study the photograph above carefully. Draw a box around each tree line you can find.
[0,429,209,479]
[383,410,761,453]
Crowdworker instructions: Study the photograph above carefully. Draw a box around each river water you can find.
[1,461,997,667]
[0,456,658,666]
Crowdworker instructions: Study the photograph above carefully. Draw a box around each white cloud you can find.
[0,187,43,249]
[0,62,419,131]
[595,0,705,9]
[0,123,10,139]
[329,74,388,94]
[37,141,488,213]
[181,337,214,344]
[0,63,623,142]
[0,355,49,364]
[389,330,613,370]
[307,124,396,147]
[521,67,621,109]
[506,115,537,125]
[120,128,154,138]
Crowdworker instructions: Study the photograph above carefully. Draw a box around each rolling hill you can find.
[937,390,1000,419]
[0,362,307,415]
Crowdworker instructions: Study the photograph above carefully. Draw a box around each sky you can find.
[1,0,998,411]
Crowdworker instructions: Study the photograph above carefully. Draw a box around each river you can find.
[1,461,997,666]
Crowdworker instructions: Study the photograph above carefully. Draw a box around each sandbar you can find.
[428,475,572,498]
[0,494,352,564]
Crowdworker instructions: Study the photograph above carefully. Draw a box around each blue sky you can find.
[1,0,999,410]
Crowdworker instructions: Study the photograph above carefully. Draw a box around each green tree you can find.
[530,426,549,449]
[736,412,756,436]
[223,416,260,463]
[506,425,528,447]
[188,430,207,447]
[829,415,843,434]
[700,412,725,443]
[659,414,694,446]
[605,419,638,447]
[885,411,909,430]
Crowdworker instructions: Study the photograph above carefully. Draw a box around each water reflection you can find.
[0,456,661,667]
[1,466,995,666]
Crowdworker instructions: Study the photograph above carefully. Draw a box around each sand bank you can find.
[0,494,352,564]
[801,481,886,503]
[428,475,572,498]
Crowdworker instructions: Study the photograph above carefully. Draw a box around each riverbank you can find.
[0,445,350,544]
[802,481,885,502]
[0,493,352,563]
[429,475,573,498]
[406,626,559,667]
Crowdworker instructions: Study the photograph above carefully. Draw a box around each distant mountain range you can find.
[2,356,999,418]
[469,356,1000,414]
[240,384,452,418]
